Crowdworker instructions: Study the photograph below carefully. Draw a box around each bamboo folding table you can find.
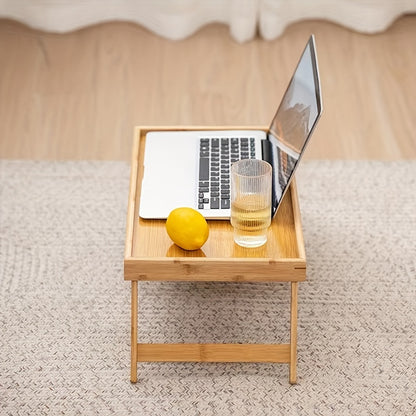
[124,126,307,384]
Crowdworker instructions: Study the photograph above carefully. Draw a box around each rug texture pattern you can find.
[0,160,415,415]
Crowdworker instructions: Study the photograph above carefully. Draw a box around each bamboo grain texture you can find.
[136,343,291,363]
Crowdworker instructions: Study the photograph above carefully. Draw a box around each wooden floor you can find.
[0,16,415,160]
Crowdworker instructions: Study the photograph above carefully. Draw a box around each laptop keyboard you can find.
[198,137,256,210]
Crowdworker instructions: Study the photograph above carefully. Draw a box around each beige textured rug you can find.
[1,160,415,415]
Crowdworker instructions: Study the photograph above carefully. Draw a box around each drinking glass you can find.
[230,159,272,248]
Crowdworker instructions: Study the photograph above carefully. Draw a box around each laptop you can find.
[139,35,322,220]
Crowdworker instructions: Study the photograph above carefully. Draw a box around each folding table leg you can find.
[289,282,298,384]
[131,281,138,383]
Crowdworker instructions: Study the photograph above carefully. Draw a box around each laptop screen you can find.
[267,35,322,215]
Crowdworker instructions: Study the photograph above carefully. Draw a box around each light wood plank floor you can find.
[0,16,415,160]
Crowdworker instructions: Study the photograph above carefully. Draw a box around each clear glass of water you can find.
[230,159,272,248]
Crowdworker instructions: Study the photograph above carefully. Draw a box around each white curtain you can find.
[0,0,415,42]
[259,0,416,40]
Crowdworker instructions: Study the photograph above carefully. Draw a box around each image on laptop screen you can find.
[267,37,322,205]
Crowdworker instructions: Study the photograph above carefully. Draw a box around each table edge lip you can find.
[124,256,306,264]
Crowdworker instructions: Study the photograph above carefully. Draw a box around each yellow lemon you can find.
[166,207,209,250]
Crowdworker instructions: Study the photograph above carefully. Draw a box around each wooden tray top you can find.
[124,126,306,282]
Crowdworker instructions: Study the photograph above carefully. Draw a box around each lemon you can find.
[166,207,209,250]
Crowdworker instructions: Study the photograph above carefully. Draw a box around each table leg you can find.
[289,282,298,384]
[131,280,138,383]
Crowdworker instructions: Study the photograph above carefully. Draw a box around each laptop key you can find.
[221,198,230,209]
[199,158,209,181]
[211,198,220,209]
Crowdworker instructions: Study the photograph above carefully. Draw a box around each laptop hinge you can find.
[261,139,278,218]
[261,139,273,166]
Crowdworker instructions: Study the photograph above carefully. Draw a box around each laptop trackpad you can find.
[139,133,198,219]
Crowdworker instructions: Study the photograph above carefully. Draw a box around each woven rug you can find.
[1,160,415,415]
